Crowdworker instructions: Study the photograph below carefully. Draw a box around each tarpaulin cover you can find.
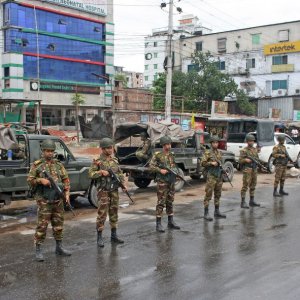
[114,121,194,144]
[0,126,19,150]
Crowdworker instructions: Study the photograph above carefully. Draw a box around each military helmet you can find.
[160,136,172,146]
[277,134,285,142]
[209,135,220,143]
[245,134,255,142]
[100,137,114,148]
[41,139,56,151]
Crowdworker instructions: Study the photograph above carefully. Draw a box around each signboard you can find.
[42,0,107,16]
[293,110,300,121]
[30,81,100,94]
[211,100,228,116]
[269,108,281,119]
[264,40,300,56]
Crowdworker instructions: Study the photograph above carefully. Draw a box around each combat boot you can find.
[35,244,44,262]
[241,198,249,209]
[97,231,104,248]
[273,188,281,197]
[279,186,289,196]
[204,207,213,221]
[167,215,180,230]
[111,228,124,244]
[249,196,260,207]
[214,206,226,219]
[55,240,72,256]
[156,217,165,232]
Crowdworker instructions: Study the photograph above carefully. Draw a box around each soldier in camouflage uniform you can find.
[136,132,151,163]
[201,136,226,221]
[89,137,127,247]
[272,134,289,197]
[28,139,72,262]
[149,136,180,232]
[239,134,261,208]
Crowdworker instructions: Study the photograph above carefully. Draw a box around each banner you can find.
[264,41,300,55]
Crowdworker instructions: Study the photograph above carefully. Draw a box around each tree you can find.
[114,73,128,88]
[71,93,85,142]
[151,51,255,115]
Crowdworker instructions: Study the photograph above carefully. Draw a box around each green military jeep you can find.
[0,133,94,207]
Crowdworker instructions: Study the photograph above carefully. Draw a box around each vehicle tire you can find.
[134,178,151,189]
[222,161,234,182]
[175,168,185,192]
[296,153,300,168]
[88,183,99,208]
[268,156,276,173]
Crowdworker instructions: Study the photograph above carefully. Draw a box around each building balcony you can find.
[271,64,294,73]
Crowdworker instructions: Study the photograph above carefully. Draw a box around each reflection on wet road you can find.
[1,183,300,300]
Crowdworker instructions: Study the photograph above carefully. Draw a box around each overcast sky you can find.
[113,0,300,72]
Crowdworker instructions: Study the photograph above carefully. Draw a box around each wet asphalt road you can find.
[1,182,300,300]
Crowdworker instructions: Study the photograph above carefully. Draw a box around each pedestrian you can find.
[239,134,261,208]
[89,137,127,247]
[135,132,151,163]
[272,135,289,196]
[27,139,72,262]
[201,135,226,221]
[149,136,180,232]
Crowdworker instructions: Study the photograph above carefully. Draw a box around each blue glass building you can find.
[1,0,114,127]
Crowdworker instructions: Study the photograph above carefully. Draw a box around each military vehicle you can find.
[0,132,95,207]
[111,122,236,195]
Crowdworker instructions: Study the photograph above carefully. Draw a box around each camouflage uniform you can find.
[89,153,125,232]
[201,149,223,208]
[136,138,151,162]
[239,146,259,199]
[272,144,288,189]
[28,158,70,245]
[150,151,176,217]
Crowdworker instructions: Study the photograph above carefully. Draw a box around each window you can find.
[154,42,158,47]
[187,64,200,72]
[246,58,255,69]
[154,53,158,58]
[217,38,226,53]
[4,67,10,77]
[145,76,148,81]
[154,74,158,81]
[154,64,158,69]
[272,55,288,65]
[215,61,225,70]
[278,30,289,42]
[145,65,149,70]
[195,41,202,51]
[272,80,287,90]
[252,34,261,45]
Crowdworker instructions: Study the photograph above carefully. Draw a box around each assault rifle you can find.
[159,164,192,187]
[245,155,270,173]
[107,167,135,204]
[212,154,233,188]
[42,170,76,217]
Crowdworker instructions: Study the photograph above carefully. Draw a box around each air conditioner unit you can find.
[278,89,283,95]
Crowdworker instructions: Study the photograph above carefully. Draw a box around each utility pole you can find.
[165,0,173,122]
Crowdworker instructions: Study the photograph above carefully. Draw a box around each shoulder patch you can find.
[33,159,43,166]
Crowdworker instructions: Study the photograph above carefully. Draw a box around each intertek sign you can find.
[264,41,300,55]
[43,0,107,16]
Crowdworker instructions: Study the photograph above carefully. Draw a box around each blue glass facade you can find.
[3,2,106,84]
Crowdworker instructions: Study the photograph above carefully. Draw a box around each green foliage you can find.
[151,51,255,115]
[71,93,85,106]
[115,73,128,88]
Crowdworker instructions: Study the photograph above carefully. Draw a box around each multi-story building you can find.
[0,0,114,128]
[114,66,144,88]
[144,14,211,88]
[180,20,300,120]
